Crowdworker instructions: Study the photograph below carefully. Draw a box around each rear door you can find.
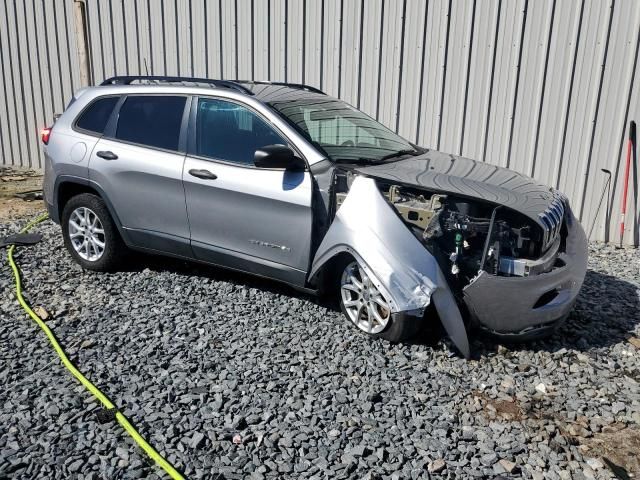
[183,96,314,285]
[88,94,192,256]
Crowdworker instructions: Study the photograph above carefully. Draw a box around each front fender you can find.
[309,176,470,357]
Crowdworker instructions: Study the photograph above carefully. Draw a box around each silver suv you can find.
[43,76,588,357]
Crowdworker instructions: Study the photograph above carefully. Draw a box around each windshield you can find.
[267,96,418,163]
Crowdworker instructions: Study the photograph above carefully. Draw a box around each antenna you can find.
[143,58,150,76]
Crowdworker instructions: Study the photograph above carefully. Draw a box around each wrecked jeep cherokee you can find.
[43,76,588,357]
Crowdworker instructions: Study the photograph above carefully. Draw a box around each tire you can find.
[61,193,126,272]
[336,256,422,342]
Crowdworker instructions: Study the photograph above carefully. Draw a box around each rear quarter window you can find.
[115,95,186,151]
[75,96,119,134]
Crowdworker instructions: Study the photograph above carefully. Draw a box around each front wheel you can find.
[337,258,421,342]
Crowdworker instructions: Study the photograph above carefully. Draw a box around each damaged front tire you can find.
[337,258,421,342]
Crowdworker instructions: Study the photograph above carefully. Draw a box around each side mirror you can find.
[254,145,305,170]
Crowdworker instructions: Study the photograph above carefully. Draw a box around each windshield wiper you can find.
[332,148,423,165]
[333,157,380,165]
[377,148,422,162]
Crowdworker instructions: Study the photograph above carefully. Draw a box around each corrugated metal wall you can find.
[0,0,639,245]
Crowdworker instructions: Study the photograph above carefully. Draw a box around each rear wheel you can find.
[61,193,126,271]
[337,258,422,342]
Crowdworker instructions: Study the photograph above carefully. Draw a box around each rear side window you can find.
[115,96,186,151]
[75,96,119,134]
[195,98,286,165]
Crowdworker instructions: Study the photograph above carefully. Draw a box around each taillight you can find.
[41,127,52,145]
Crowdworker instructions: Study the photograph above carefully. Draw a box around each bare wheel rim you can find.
[68,206,106,261]
[340,261,391,334]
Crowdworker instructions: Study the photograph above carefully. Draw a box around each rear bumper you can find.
[462,211,588,336]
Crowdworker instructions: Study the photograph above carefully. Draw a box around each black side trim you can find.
[192,240,307,286]
[52,174,89,223]
[45,200,58,223]
[123,228,192,258]
[103,95,127,137]
[126,242,317,296]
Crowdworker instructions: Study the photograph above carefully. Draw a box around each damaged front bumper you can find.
[462,210,588,337]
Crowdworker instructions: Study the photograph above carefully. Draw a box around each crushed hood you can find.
[354,150,559,225]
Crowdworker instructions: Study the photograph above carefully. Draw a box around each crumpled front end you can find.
[309,176,470,357]
[310,167,588,355]
[462,208,588,337]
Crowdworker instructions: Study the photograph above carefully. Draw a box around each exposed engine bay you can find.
[311,169,587,355]
[333,172,564,294]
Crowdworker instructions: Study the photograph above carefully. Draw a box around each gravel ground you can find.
[1,217,639,479]
[0,168,43,222]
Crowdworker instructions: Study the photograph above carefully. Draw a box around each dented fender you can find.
[309,176,470,357]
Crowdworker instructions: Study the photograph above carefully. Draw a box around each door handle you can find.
[96,150,118,160]
[189,169,218,180]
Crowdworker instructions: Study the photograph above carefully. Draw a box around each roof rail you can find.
[100,76,254,95]
[241,80,325,95]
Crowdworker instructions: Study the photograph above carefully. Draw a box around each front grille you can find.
[539,195,566,250]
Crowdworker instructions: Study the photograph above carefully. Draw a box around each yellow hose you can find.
[6,212,185,480]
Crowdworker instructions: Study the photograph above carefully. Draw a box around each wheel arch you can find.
[310,246,396,305]
[55,176,129,244]
[308,249,352,291]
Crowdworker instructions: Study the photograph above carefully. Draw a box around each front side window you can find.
[195,98,286,165]
[115,95,186,151]
[75,96,119,134]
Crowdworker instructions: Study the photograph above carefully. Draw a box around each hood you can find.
[354,150,561,226]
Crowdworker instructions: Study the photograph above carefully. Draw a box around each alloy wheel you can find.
[340,261,391,334]
[68,207,106,261]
